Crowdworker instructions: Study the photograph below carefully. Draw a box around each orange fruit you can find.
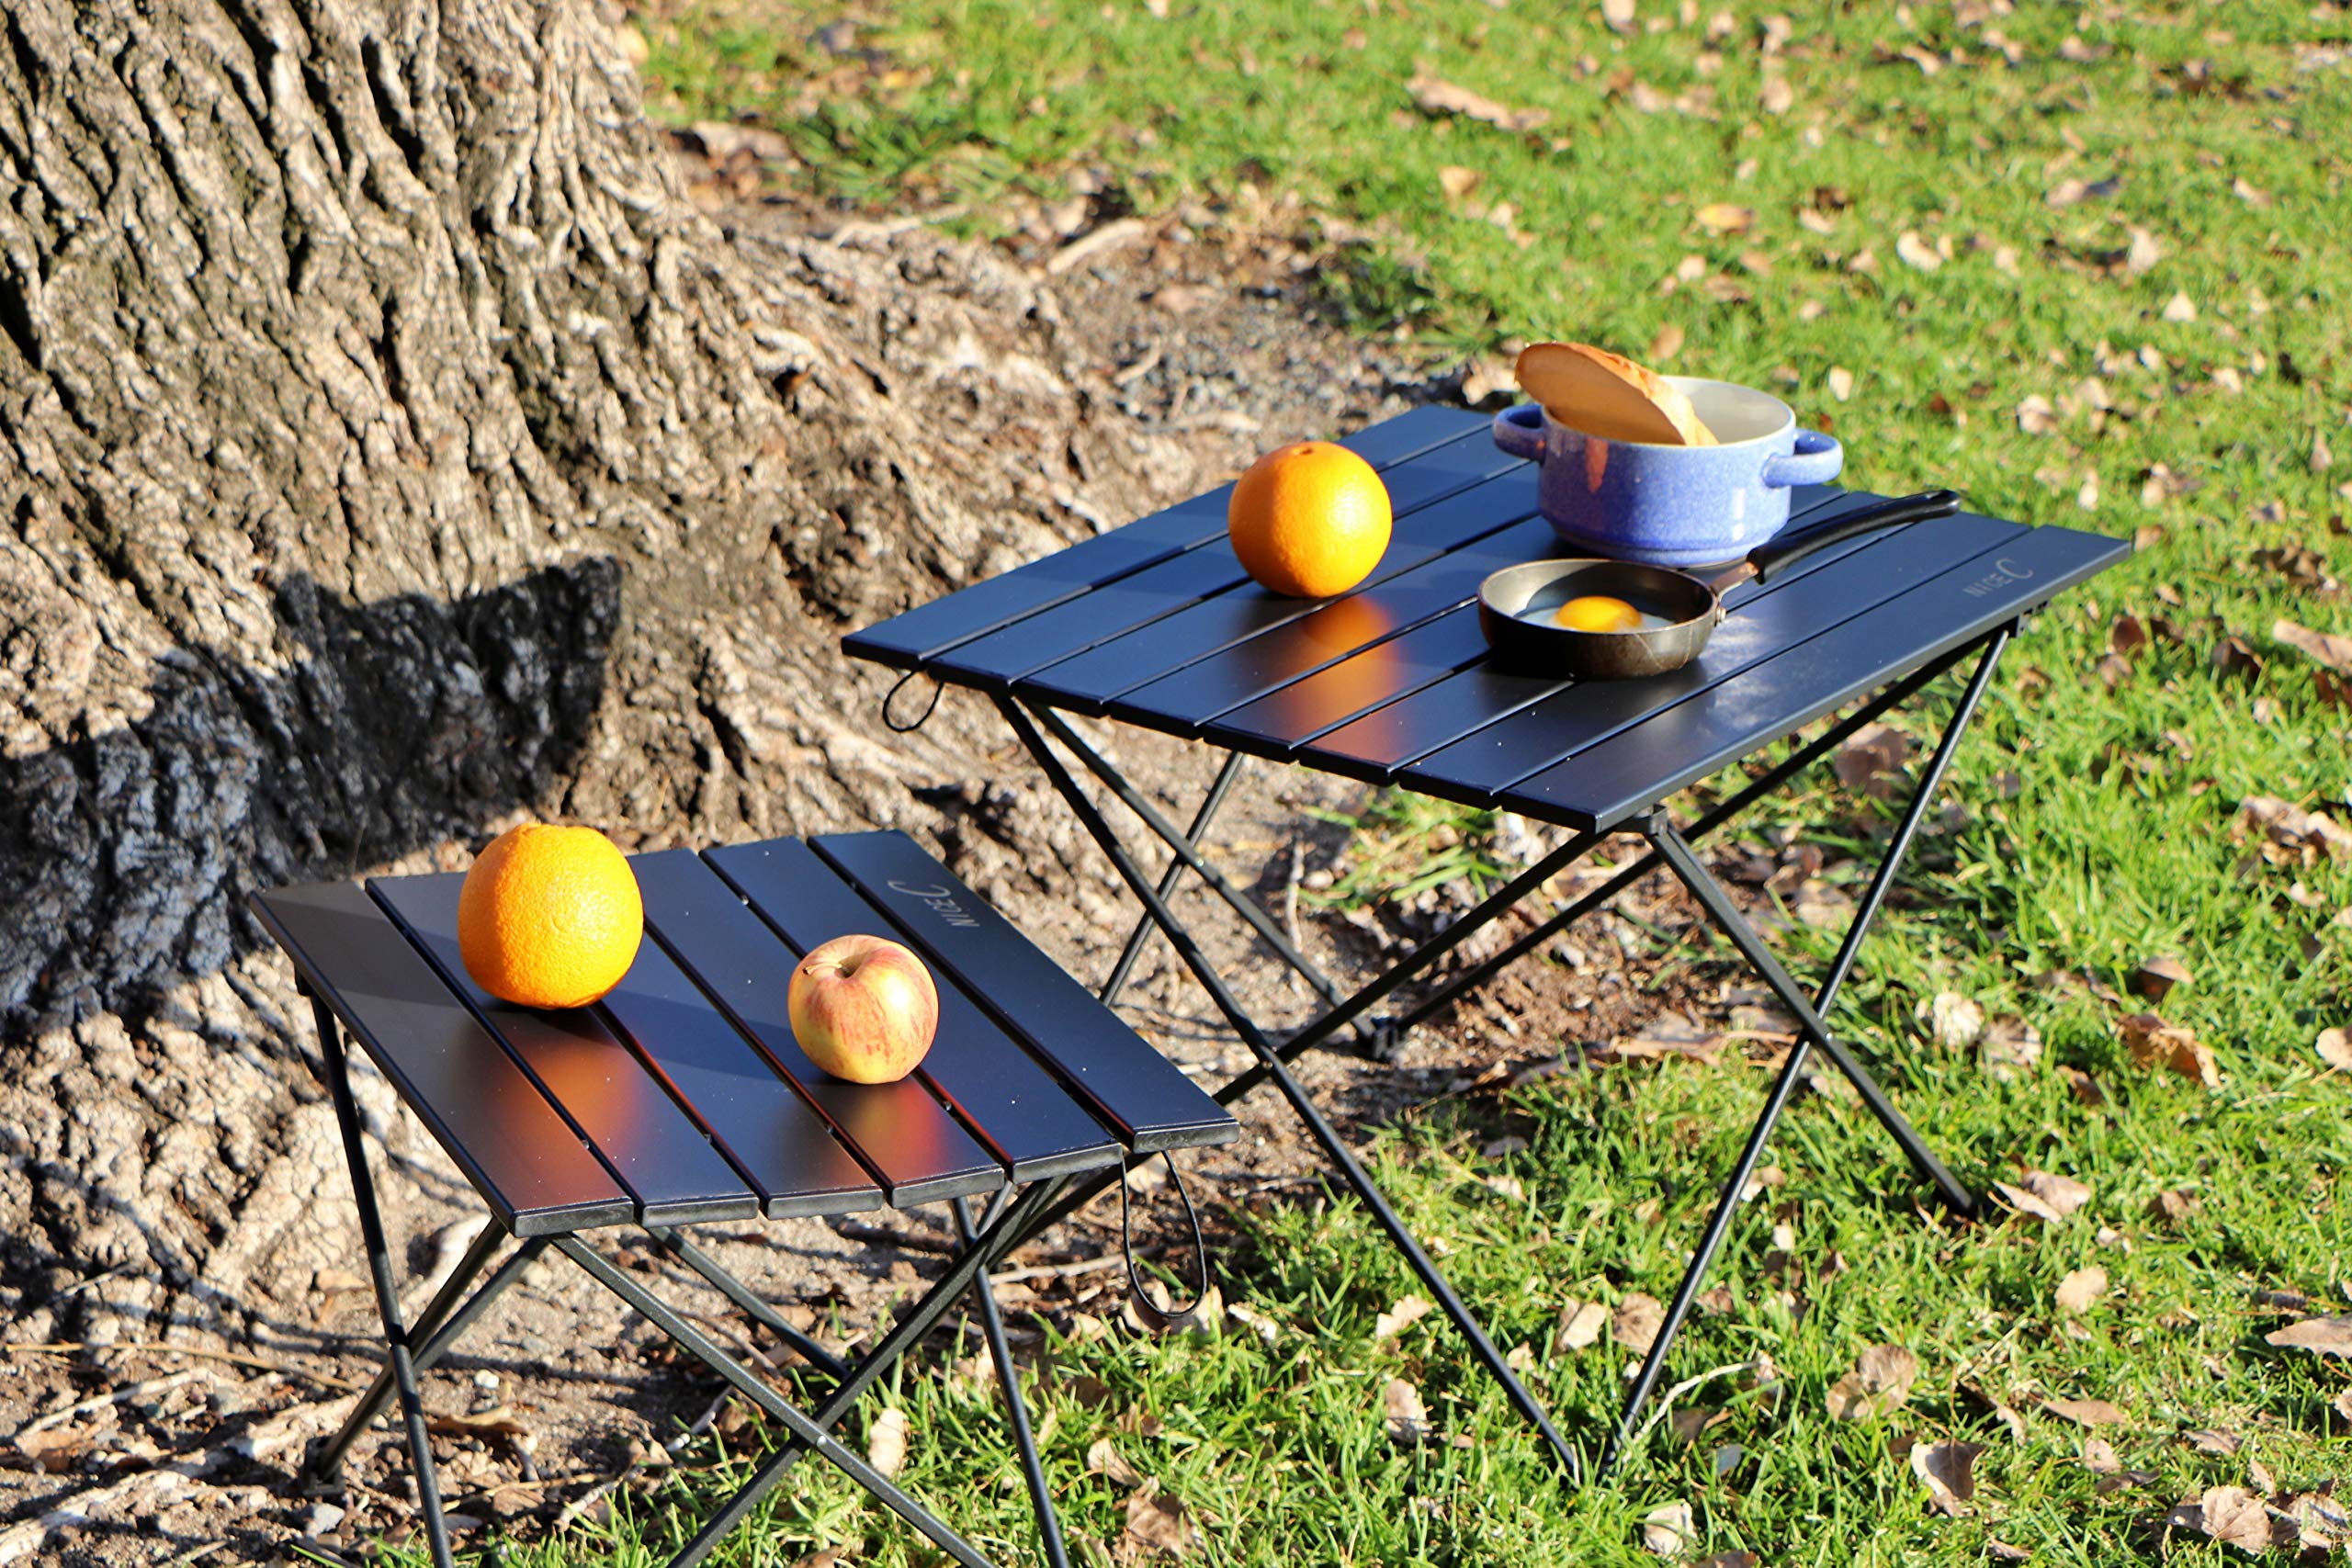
[457,824,643,1010]
[1227,441,1393,598]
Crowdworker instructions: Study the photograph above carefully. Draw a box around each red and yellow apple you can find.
[786,934,939,1083]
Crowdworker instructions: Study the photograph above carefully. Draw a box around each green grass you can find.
[387,5,2352,1562]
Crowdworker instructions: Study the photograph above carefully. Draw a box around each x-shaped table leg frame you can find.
[991,623,2012,1480]
[303,992,1079,1568]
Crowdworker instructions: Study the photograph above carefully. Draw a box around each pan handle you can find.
[1708,488,1962,593]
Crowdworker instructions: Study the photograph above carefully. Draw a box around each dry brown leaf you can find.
[1408,75,1549,132]
[1615,1292,1666,1355]
[2082,1437,2122,1472]
[2275,619,2352,672]
[1696,202,1755,235]
[2046,175,2122,208]
[2017,395,2062,435]
[1436,164,1483,204]
[1642,1500,1697,1555]
[2128,955,2192,1003]
[1382,1377,1430,1444]
[1835,722,1913,795]
[10,1427,87,1474]
[1556,1300,1611,1351]
[2317,1027,2352,1073]
[2197,1484,2273,1556]
[2162,291,2199,322]
[1826,366,1855,402]
[2148,1188,2200,1225]
[427,1404,529,1439]
[2045,1396,2128,1427]
[2120,1011,2220,1088]
[1123,1477,1199,1559]
[1649,323,1686,363]
[1912,1438,1983,1516]
[2266,1315,2352,1357]
[866,1406,910,1479]
[1981,1015,2043,1080]
[2056,1266,2109,1314]
[2235,795,2352,864]
[1601,0,1639,34]
[1993,1180,2066,1225]
[1375,1294,1433,1340]
[1920,991,1985,1049]
[1826,1343,1918,1420]
[1088,1438,1143,1487]
[1895,231,1943,271]
[2183,1428,2241,1456]
[2026,1170,2093,1216]
[1986,1540,2031,1562]
[1761,73,1793,114]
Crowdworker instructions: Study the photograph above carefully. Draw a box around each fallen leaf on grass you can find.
[1642,1500,1697,1555]
[1912,1438,1983,1516]
[2017,395,2062,435]
[2317,1028,2352,1073]
[1615,1293,1666,1355]
[2120,1012,2220,1088]
[2128,955,2191,1003]
[2275,619,2352,672]
[1123,1477,1199,1559]
[2183,1428,2240,1456]
[2083,1438,2122,1472]
[1835,722,1913,795]
[2162,291,2199,322]
[2056,1266,2109,1314]
[866,1407,910,1478]
[2265,1315,2352,1357]
[1695,202,1755,235]
[1827,1344,1918,1420]
[1408,75,1548,132]
[1383,1377,1430,1444]
[1437,164,1483,204]
[1556,1299,1611,1351]
[1986,1540,2031,1562]
[1981,1016,2043,1080]
[1694,1555,1757,1568]
[1826,366,1854,401]
[2235,795,2352,865]
[1920,991,1984,1049]
[1088,1438,1143,1486]
[1994,1170,2092,1224]
[1375,1294,1432,1340]
[1601,0,1639,33]
[1649,323,1686,363]
[2195,1484,2274,1556]
[2046,175,2122,207]
[2147,1189,2200,1225]
[2045,1396,2128,1427]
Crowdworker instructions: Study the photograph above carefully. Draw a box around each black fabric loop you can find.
[881,667,944,733]
[1115,1151,1211,1332]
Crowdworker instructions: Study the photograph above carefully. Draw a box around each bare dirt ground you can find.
[0,170,1791,1567]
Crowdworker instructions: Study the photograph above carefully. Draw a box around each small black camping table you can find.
[845,404,2127,1477]
[253,830,1236,1568]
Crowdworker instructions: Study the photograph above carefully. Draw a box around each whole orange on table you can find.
[458,823,643,1009]
[1227,440,1392,598]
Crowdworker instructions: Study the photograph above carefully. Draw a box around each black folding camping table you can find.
[253,829,1236,1568]
[845,403,2129,1476]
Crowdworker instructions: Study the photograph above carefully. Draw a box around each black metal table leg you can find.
[955,1192,1073,1568]
[556,1236,1010,1568]
[1000,698,1583,1480]
[308,992,457,1568]
[660,1179,1071,1568]
[1101,750,1248,1008]
[1602,629,2010,1470]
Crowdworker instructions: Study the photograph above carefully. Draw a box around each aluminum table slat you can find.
[1504,524,2131,831]
[250,882,636,1236]
[369,874,761,1228]
[594,926,886,1219]
[629,850,1006,1208]
[808,832,1235,1155]
[699,837,1126,1181]
[841,404,1489,672]
[1394,509,2032,804]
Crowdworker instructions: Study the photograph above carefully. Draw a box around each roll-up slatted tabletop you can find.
[256,829,1235,1568]
[847,402,2129,1481]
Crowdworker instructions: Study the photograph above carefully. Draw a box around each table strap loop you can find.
[1115,1152,1211,1332]
[882,667,944,733]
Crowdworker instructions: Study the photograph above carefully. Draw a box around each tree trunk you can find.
[0,0,1404,1365]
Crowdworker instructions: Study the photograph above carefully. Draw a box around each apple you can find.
[787,934,939,1083]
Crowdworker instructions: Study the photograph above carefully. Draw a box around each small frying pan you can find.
[1476,489,1963,680]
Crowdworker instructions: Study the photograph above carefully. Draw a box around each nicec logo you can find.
[888,880,981,929]
[1961,556,2037,599]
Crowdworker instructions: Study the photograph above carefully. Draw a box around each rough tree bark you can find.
[0,0,1400,1384]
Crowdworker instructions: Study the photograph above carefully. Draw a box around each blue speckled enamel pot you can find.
[1491,377,1844,567]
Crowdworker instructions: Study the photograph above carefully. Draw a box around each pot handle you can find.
[1713,488,1963,592]
[1759,427,1844,489]
[1493,402,1548,462]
